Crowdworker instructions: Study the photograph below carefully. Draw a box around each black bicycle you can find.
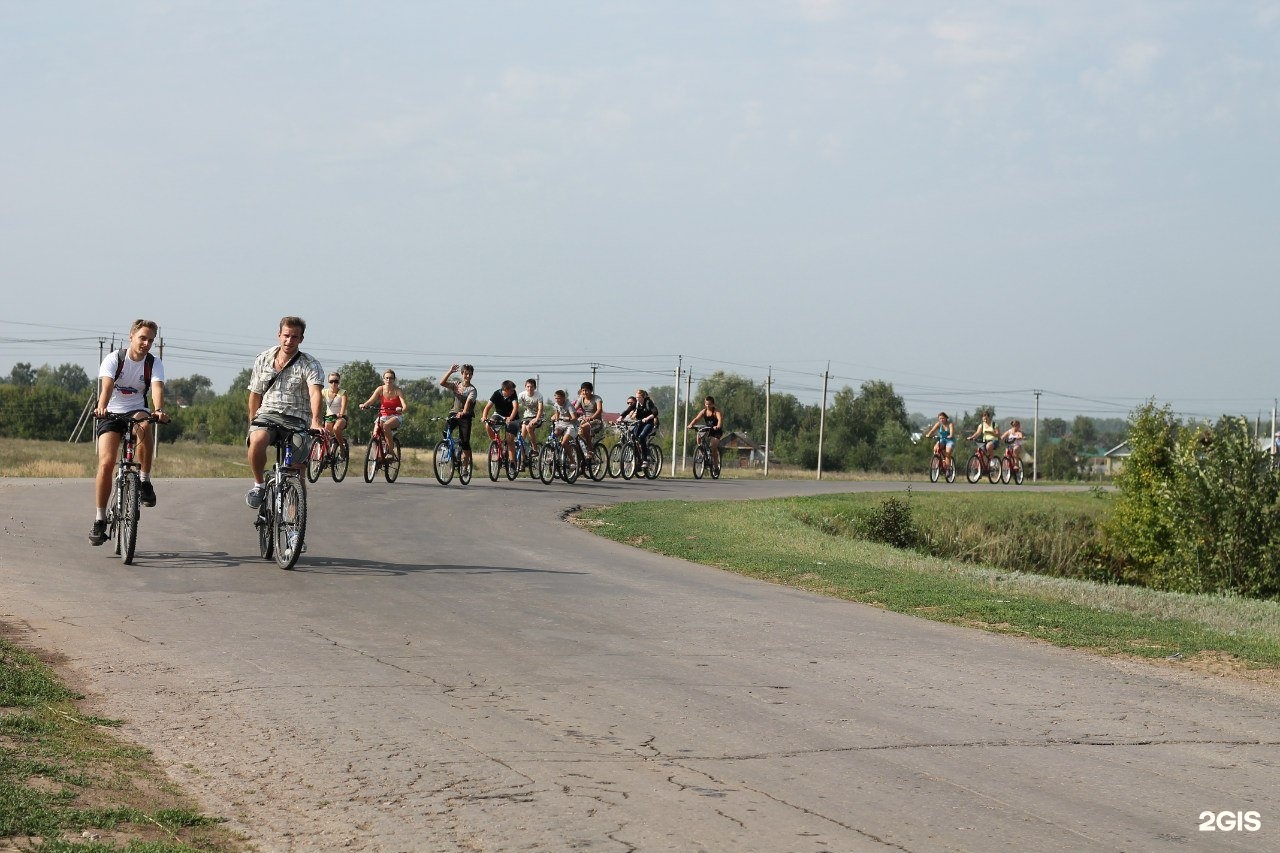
[97,412,159,565]
[254,425,321,570]
[691,426,721,480]
[537,427,582,485]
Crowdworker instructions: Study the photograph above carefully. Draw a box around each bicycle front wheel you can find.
[306,440,324,483]
[608,443,624,479]
[487,440,502,482]
[120,473,140,565]
[693,447,707,480]
[1000,456,1012,484]
[620,443,635,480]
[966,455,982,484]
[538,444,556,484]
[364,440,379,483]
[987,456,1001,484]
[587,444,607,481]
[561,444,581,484]
[433,440,454,485]
[385,439,401,483]
[929,456,941,483]
[331,439,350,482]
[273,476,306,570]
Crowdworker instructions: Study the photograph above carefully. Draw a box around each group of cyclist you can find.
[89,316,733,545]
[921,410,1024,472]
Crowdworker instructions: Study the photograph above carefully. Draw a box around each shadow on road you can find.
[125,551,241,569]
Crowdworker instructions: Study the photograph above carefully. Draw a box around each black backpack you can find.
[112,349,155,389]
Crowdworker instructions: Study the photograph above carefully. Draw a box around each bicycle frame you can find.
[100,412,154,564]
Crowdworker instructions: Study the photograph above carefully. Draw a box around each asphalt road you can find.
[1,473,1276,852]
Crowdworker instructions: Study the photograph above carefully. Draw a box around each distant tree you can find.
[1041,417,1069,439]
[336,361,380,412]
[6,362,36,387]
[1072,415,1098,447]
[167,374,215,406]
[227,368,252,396]
[1038,440,1080,481]
[35,363,92,396]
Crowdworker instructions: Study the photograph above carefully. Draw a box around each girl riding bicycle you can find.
[323,372,349,446]
[967,411,1000,459]
[360,369,406,459]
[921,412,956,470]
[1001,420,1024,465]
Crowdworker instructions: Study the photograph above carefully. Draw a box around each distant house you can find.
[717,431,772,467]
[1100,441,1130,476]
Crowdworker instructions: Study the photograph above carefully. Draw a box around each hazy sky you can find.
[3,1,1278,423]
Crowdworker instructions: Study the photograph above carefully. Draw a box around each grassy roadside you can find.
[576,493,1280,679]
[0,633,241,852]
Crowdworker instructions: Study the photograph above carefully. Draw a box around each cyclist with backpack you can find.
[90,319,169,545]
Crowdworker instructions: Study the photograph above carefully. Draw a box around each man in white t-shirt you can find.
[90,319,169,545]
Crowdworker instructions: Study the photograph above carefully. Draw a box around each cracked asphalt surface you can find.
[1,475,1277,851]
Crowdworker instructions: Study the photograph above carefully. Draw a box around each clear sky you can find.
[3,1,1277,424]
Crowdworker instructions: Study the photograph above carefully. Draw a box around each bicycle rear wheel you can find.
[710,452,721,479]
[1013,462,1025,485]
[256,495,273,561]
[505,443,520,481]
[384,438,401,483]
[331,440,350,482]
[120,473,140,565]
[487,440,502,481]
[273,476,306,570]
[364,439,379,483]
[945,458,956,483]
[433,440,454,485]
[644,444,662,479]
[306,439,324,483]
[693,447,707,480]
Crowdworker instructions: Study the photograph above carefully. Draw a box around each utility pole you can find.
[590,362,598,387]
[670,356,681,476]
[816,365,829,480]
[764,368,771,477]
[1033,389,1041,482]
[682,368,693,472]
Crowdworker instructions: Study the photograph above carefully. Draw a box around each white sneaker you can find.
[245,486,266,509]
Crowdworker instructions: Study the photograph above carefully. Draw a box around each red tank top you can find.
[379,394,403,417]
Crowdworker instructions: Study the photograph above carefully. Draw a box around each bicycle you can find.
[537,427,582,485]
[432,417,473,486]
[575,431,609,482]
[608,422,636,479]
[691,426,721,480]
[484,415,527,482]
[1000,442,1025,485]
[306,426,350,483]
[928,441,957,483]
[966,440,1002,484]
[363,414,401,484]
[96,412,159,565]
[253,424,322,570]
[509,418,538,480]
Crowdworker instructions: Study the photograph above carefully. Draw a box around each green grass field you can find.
[578,492,1280,678]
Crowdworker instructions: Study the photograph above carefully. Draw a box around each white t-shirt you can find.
[518,390,544,420]
[98,350,165,413]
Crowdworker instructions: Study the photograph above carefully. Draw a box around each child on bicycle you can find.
[920,412,956,470]
[550,389,578,452]
[440,363,478,470]
[518,378,544,453]
[481,380,521,463]
[90,319,170,545]
[360,369,406,459]
[1001,420,1025,469]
